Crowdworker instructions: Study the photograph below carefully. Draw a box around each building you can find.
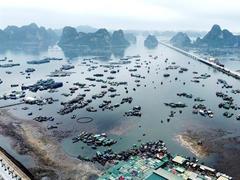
[98,154,233,180]
[146,168,183,180]
[172,155,187,165]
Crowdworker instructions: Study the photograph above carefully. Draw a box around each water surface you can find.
[0,36,240,168]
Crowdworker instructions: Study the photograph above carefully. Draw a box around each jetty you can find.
[0,102,24,109]
[159,41,240,80]
[0,146,33,180]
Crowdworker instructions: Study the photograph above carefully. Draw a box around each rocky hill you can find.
[170,32,192,47]
[0,23,58,48]
[144,35,158,49]
[58,27,130,49]
[195,24,240,48]
[111,30,130,47]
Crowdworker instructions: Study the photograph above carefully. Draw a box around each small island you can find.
[195,24,240,48]
[144,35,158,49]
[0,23,57,51]
[59,27,111,49]
[170,32,192,47]
[58,27,130,57]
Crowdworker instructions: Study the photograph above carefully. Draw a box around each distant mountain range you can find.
[1,23,238,54]
[58,26,133,58]
[0,23,58,49]
[54,25,98,37]
[170,25,240,48]
[195,25,240,48]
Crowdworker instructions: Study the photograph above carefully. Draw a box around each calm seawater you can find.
[0,36,240,168]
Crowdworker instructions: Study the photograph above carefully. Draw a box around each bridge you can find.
[159,41,240,80]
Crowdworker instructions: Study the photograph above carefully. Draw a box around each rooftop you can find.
[148,168,183,180]
[172,155,187,165]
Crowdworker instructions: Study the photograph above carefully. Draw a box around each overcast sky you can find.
[0,0,239,31]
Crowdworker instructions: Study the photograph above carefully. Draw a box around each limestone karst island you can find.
[0,0,239,180]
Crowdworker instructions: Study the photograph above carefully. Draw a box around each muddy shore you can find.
[0,109,101,180]
[1,107,240,179]
[177,128,240,179]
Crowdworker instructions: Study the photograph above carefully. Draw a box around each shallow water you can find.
[0,36,240,168]
[0,135,35,167]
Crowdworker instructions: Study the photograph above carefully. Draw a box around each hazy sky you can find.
[0,0,239,31]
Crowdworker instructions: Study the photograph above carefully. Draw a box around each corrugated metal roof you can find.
[152,168,183,180]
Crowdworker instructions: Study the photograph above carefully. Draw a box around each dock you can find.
[159,41,240,80]
[0,102,24,109]
[0,147,33,180]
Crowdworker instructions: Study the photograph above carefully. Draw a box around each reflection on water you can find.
[60,46,127,59]
[0,36,240,168]
[0,43,54,55]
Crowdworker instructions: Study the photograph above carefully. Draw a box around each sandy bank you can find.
[176,128,240,179]
[176,134,208,158]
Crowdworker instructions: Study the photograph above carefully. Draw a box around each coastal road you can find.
[159,41,240,80]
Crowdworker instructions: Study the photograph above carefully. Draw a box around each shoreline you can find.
[175,134,208,158]
[0,109,101,179]
[1,108,240,179]
[176,129,240,179]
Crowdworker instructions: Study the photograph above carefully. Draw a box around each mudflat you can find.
[177,128,240,179]
[0,109,101,180]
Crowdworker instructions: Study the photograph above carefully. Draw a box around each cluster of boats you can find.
[216,92,235,109]
[86,106,97,112]
[216,91,240,120]
[91,140,167,165]
[72,131,117,149]
[192,104,214,118]
[48,70,74,77]
[191,73,211,83]
[60,64,74,70]
[0,91,25,100]
[193,73,211,80]
[59,94,92,115]
[21,79,63,92]
[124,106,142,117]
[92,91,107,99]
[131,73,146,79]
[99,100,119,111]
[177,92,193,99]
[24,97,58,105]
[217,79,232,89]
[25,68,35,73]
[33,116,55,122]
[121,97,133,104]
